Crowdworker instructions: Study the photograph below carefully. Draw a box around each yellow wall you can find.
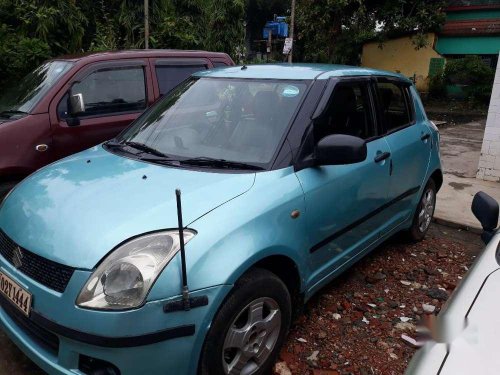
[361,33,442,91]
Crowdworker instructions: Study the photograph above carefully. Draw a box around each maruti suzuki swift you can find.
[0,64,442,375]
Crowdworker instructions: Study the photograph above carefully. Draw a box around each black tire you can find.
[199,268,291,375]
[406,179,437,242]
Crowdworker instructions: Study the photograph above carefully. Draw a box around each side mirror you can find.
[316,134,367,166]
[472,191,499,244]
[69,93,85,116]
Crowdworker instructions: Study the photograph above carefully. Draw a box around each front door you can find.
[295,80,393,293]
[375,80,432,232]
[49,61,153,160]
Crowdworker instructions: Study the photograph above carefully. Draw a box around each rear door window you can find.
[212,61,230,68]
[156,64,207,96]
[376,82,413,132]
[71,66,146,117]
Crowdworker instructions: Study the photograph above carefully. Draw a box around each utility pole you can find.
[144,0,149,49]
[288,0,295,63]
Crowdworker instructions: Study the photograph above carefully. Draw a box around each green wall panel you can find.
[446,9,500,20]
[436,36,500,54]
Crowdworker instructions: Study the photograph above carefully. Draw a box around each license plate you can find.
[0,272,32,317]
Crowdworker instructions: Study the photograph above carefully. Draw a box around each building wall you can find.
[477,55,500,181]
[436,36,500,55]
[361,33,442,92]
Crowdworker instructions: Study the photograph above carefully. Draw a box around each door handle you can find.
[36,144,49,152]
[374,152,391,163]
[421,133,430,141]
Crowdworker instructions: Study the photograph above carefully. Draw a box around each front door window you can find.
[313,82,377,141]
[70,66,146,117]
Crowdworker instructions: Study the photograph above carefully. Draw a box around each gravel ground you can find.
[275,224,482,375]
[0,224,483,375]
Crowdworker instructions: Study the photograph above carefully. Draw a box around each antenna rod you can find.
[175,189,190,310]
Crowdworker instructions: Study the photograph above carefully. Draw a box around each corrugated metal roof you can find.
[441,19,500,35]
[447,0,500,10]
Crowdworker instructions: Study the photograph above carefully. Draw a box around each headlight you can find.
[76,230,195,311]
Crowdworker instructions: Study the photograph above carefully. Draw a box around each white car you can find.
[407,192,500,374]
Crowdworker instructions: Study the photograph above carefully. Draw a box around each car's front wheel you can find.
[199,268,291,375]
[406,179,437,241]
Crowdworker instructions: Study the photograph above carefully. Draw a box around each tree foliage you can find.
[295,0,447,64]
[0,0,448,85]
[0,0,245,85]
[445,56,495,104]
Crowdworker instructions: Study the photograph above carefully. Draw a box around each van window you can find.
[156,65,207,96]
[212,62,230,68]
[71,66,146,117]
[314,82,376,141]
[377,82,412,132]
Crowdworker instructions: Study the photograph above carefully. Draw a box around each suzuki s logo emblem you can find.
[12,247,23,269]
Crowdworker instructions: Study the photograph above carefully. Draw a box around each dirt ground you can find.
[275,224,482,375]
[0,224,482,375]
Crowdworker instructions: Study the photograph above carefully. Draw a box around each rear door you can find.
[295,79,393,292]
[150,58,211,98]
[49,59,154,159]
[375,79,432,231]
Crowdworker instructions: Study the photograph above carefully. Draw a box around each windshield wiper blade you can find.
[0,110,28,118]
[180,157,264,171]
[122,141,170,158]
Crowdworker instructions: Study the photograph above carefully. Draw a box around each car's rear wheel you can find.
[406,179,437,242]
[199,268,291,375]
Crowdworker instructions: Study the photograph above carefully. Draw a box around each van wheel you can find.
[406,179,437,242]
[199,268,291,375]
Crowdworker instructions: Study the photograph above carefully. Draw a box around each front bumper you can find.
[0,255,231,375]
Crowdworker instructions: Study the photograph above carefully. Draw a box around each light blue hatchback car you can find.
[0,64,442,375]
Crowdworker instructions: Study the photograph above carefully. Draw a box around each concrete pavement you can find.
[434,119,500,231]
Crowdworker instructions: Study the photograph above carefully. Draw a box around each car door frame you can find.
[48,59,155,160]
[291,76,386,172]
[289,76,395,295]
[370,76,432,232]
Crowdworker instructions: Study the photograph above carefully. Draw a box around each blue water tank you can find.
[262,17,289,39]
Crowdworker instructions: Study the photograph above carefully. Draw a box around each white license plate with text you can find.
[0,272,32,317]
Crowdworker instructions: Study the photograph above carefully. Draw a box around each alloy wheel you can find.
[418,188,435,233]
[222,297,281,375]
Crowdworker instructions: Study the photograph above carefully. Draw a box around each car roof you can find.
[52,49,231,62]
[194,63,409,82]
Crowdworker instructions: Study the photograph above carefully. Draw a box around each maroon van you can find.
[0,49,234,196]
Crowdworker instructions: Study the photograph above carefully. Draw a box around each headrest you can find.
[379,88,393,110]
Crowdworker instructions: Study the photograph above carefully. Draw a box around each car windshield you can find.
[116,77,308,168]
[0,60,74,115]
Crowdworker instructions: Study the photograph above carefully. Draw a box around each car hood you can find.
[0,146,255,269]
[438,267,500,375]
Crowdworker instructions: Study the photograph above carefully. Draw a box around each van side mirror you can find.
[316,134,367,166]
[472,191,499,244]
[69,93,85,116]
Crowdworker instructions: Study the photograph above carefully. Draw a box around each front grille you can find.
[0,294,59,354]
[0,229,75,293]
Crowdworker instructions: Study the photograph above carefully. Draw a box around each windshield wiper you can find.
[180,157,264,171]
[0,110,28,119]
[124,142,170,158]
[106,140,169,158]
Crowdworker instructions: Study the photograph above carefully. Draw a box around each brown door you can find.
[48,60,155,161]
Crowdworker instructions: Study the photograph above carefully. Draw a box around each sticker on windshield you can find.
[281,85,300,98]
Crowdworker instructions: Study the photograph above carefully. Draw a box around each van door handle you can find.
[374,152,391,163]
[36,144,49,152]
[421,133,430,141]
